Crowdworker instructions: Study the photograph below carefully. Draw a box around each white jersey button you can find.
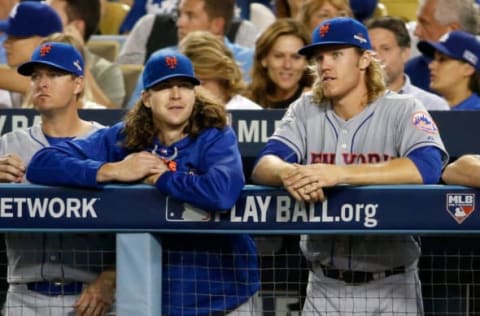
[341,144,347,149]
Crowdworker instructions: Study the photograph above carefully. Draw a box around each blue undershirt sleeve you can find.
[406,146,443,184]
[256,139,299,164]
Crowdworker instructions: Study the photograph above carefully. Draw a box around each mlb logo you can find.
[446,193,475,224]
[165,197,211,222]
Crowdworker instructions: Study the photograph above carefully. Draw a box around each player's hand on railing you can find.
[74,270,116,316]
[0,154,25,183]
[143,156,174,185]
[282,163,342,202]
[143,172,163,185]
[96,152,166,183]
[280,164,324,202]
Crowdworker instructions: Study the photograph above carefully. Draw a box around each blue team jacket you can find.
[27,122,259,316]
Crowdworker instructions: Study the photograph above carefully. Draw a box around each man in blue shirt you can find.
[418,30,480,110]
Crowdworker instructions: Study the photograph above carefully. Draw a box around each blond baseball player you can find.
[252,17,449,315]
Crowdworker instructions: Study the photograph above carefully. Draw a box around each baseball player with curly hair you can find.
[26,51,259,316]
[252,17,449,315]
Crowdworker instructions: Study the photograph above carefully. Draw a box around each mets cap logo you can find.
[319,23,330,37]
[165,56,177,69]
[446,193,475,224]
[412,111,439,134]
[39,44,52,57]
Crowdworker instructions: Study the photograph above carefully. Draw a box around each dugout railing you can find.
[1,109,479,314]
[0,184,479,315]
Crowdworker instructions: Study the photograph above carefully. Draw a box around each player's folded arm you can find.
[155,129,245,211]
[26,143,105,188]
[406,146,444,184]
[254,139,300,165]
[26,126,122,188]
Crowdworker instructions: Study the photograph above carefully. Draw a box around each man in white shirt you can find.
[366,15,449,110]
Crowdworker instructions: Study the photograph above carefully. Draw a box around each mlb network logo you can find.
[446,193,475,224]
[165,197,211,222]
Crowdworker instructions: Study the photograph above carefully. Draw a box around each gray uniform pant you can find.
[4,285,257,316]
[3,284,115,316]
[302,264,424,315]
[227,293,259,315]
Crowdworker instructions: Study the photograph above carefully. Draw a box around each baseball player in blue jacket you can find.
[252,17,449,315]
[26,51,259,316]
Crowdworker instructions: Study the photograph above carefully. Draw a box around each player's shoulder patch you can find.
[411,111,439,134]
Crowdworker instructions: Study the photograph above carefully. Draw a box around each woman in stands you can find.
[245,18,312,109]
[298,0,352,34]
[179,30,262,110]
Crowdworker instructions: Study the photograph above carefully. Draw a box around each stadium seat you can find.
[380,0,418,21]
[86,40,120,62]
[90,34,127,49]
[99,2,130,35]
[374,2,389,18]
[119,64,143,108]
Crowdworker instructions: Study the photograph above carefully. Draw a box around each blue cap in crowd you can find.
[350,0,378,22]
[17,42,84,77]
[0,2,62,37]
[143,51,200,90]
[418,31,480,71]
[298,17,372,57]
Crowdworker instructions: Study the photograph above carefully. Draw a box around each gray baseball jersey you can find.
[270,91,448,271]
[0,122,115,283]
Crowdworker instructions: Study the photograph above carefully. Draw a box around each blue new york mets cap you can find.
[0,2,62,37]
[298,17,372,57]
[17,42,84,77]
[143,50,200,90]
[418,31,480,71]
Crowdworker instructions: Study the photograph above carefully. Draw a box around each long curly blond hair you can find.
[122,86,227,151]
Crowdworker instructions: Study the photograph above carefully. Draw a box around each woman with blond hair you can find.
[298,0,352,34]
[246,18,312,109]
[178,30,262,110]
